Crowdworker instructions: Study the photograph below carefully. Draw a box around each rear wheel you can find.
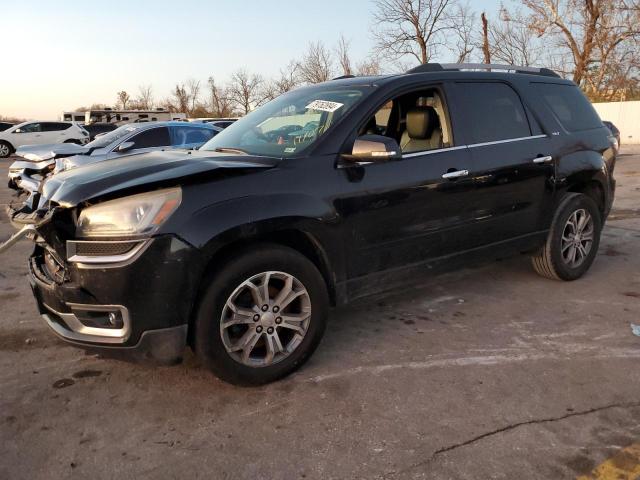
[194,244,329,385]
[0,141,12,158]
[531,193,601,281]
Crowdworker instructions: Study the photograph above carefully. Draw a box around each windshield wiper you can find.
[214,147,249,155]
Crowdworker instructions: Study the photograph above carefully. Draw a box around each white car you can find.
[0,121,89,158]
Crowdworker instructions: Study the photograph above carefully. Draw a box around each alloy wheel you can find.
[220,271,311,367]
[561,208,594,268]
[0,144,9,157]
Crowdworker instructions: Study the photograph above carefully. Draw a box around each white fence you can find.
[592,100,640,145]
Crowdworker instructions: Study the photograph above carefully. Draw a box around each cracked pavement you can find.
[2,146,640,479]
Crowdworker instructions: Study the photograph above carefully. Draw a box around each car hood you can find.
[41,149,279,207]
[15,143,91,162]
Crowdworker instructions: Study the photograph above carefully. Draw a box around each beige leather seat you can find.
[400,106,442,153]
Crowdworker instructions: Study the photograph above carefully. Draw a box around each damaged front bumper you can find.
[27,234,202,364]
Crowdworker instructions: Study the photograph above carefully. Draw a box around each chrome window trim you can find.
[66,239,151,268]
[466,134,547,149]
[42,302,131,344]
[402,145,467,158]
[401,135,548,159]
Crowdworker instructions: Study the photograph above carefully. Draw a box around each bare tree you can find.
[487,8,543,66]
[523,0,640,86]
[206,77,234,117]
[356,57,382,75]
[186,79,201,115]
[336,35,353,76]
[263,62,300,101]
[170,84,190,114]
[372,0,455,64]
[297,41,334,83]
[116,91,130,110]
[137,84,154,109]
[481,12,491,64]
[447,2,476,62]
[227,69,266,114]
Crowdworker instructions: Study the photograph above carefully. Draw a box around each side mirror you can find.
[14,128,22,133]
[342,134,401,165]
[116,141,135,153]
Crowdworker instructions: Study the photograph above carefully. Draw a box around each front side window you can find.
[457,82,531,144]
[128,127,170,149]
[16,123,41,133]
[358,88,453,154]
[88,125,140,149]
[201,85,370,157]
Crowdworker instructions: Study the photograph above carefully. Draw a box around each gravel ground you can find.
[1,147,640,479]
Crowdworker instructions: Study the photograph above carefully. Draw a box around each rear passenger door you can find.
[41,122,71,143]
[453,81,555,241]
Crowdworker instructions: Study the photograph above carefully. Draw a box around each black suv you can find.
[9,63,616,385]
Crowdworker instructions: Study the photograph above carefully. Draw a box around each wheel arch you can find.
[186,224,342,346]
[0,139,15,153]
[565,174,607,218]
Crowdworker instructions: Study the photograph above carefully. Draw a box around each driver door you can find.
[333,85,478,291]
[107,126,171,159]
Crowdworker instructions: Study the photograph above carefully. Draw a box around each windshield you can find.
[86,125,140,149]
[200,85,370,157]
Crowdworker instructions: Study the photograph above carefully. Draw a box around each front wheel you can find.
[0,141,12,158]
[531,193,602,281]
[194,244,329,385]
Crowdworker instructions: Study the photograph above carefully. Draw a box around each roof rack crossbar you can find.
[406,63,559,78]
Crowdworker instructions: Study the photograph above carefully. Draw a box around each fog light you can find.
[71,307,125,330]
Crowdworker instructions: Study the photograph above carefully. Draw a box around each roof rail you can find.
[332,74,356,80]
[406,63,559,78]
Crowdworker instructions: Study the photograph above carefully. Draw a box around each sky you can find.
[0,0,505,120]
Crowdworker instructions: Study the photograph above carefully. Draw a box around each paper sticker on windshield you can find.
[306,100,344,112]
[284,147,296,153]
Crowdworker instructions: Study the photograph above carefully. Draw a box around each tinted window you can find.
[532,83,602,132]
[18,123,42,133]
[129,127,170,149]
[457,83,531,143]
[41,122,70,132]
[171,126,216,146]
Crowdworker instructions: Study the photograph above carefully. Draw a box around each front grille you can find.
[73,241,141,257]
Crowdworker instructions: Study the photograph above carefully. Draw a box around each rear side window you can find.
[532,83,602,132]
[171,126,216,147]
[129,127,170,149]
[41,122,70,132]
[456,82,531,143]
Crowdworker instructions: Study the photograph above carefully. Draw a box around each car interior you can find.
[359,88,452,154]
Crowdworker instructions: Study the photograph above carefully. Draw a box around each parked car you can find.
[603,120,621,152]
[0,122,15,132]
[189,117,238,129]
[83,123,119,141]
[7,121,221,192]
[0,121,89,158]
[2,63,616,385]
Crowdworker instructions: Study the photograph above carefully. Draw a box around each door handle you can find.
[532,155,553,164]
[442,169,469,179]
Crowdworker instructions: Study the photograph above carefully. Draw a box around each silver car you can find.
[8,121,221,193]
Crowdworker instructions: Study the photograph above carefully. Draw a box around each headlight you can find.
[76,188,182,238]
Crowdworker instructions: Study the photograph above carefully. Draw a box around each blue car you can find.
[9,121,221,193]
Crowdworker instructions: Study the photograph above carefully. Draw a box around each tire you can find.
[64,139,82,144]
[531,193,602,281]
[194,244,329,386]
[0,141,13,158]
